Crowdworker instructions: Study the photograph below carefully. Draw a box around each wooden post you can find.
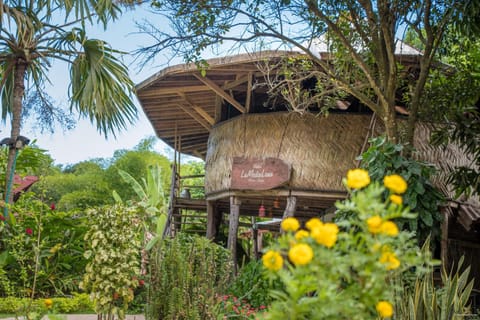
[252,216,258,259]
[441,206,450,269]
[280,196,297,232]
[206,200,218,239]
[228,196,241,273]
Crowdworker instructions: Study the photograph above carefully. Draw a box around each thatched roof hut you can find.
[136,49,480,276]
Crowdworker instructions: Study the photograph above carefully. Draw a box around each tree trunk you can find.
[4,61,27,206]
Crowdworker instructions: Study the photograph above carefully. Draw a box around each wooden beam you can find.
[223,74,249,90]
[228,196,241,273]
[215,95,223,124]
[246,72,253,113]
[280,196,297,232]
[441,207,450,270]
[139,85,210,97]
[193,73,246,113]
[176,104,212,131]
[207,200,218,239]
[177,93,215,125]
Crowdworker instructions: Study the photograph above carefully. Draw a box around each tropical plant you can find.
[396,256,474,319]
[0,0,138,205]
[81,204,142,320]
[147,233,233,320]
[260,169,435,319]
[0,193,88,297]
[105,148,171,203]
[226,259,280,309]
[357,136,445,247]
[115,164,169,250]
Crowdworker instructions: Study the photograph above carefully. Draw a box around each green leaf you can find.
[156,214,167,235]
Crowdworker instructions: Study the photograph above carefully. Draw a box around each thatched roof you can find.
[136,50,300,159]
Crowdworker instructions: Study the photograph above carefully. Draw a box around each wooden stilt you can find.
[280,196,297,232]
[206,200,218,239]
[441,206,450,270]
[228,196,241,273]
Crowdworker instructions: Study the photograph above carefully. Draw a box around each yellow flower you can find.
[311,223,339,248]
[305,218,323,230]
[346,168,371,189]
[380,221,399,236]
[288,243,314,266]
[262,250,283,271]
[294,229,310,240]
[44,298,53,309]
[281,217,300,232]
[376,301,394,318]
[380,251,400,270]
[389,194,403,205]
[383,174,407,194]
[367,215,383,234]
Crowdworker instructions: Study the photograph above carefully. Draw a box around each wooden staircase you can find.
[165,164,208,236]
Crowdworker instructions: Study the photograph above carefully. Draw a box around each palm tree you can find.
[0,0,139,207]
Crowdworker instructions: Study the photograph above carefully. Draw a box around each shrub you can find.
[0,293,94,314]
[80,205,142,319]
[0,194,87,297]
[146,233,233,320]
[260,169,435,319]
[227,259,281,308]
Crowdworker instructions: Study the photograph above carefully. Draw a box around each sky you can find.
[5,4,185,166]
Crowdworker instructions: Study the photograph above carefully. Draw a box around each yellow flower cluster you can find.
[262,250,283,271]
[294,229,309,240]
[389,194,402,205]
[384,174,407,194]
[310,221,339,248]
[376,301,394,318]
[379,250,400,270]
[44,298,53,308]
[288,243,313,266]
[367,216,399,236]
[346,168,371,189]
[281,217,300,232]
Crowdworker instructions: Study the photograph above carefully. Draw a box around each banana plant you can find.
[115,164,168,250]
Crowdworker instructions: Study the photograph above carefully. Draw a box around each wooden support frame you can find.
[176,104,212,131]
[177,92,215,125]
[441,206,450,269]
[228,196,241,273]
[207,200,220,239]
[194,73,246,113]
[280,196,297,232]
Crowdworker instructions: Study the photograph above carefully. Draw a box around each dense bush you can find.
[261,170,434,319]
[147,233,233,320]
[0,293,93,314]
[227,260,281,309]
[0,194,87,297]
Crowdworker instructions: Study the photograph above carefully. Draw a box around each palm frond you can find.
[68,29,137,137]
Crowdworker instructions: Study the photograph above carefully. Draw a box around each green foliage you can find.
[262,173,435,319]
[147,233,233,320]
[106,150,171,203]
[425,37,480,198]
[32,160,113,211]
[358,136,445,246]
[0,194,87,297]
[0,293,93,315]
[81,205,142,319]
[396,256,474,319]
[227,260,279,308]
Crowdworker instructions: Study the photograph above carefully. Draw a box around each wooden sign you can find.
[231,157,291,190]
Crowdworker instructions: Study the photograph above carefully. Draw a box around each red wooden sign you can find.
[231,157,291,190]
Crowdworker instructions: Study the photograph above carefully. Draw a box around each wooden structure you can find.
[136,49,480,278]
